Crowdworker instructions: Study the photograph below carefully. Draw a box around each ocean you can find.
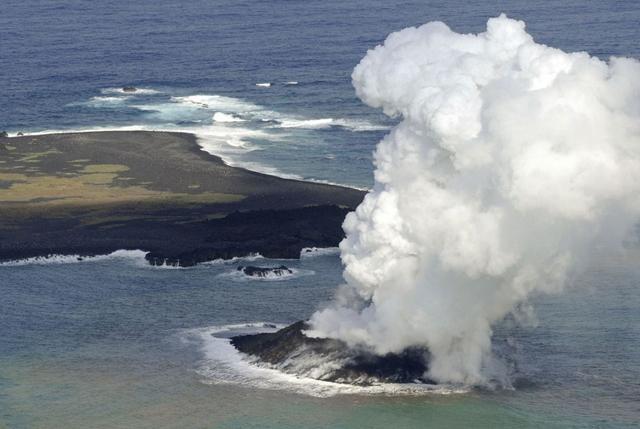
[2,0,640,427]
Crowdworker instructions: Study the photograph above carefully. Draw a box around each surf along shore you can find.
[0,131,365,266]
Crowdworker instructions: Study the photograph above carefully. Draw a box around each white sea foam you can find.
[213,112,245,122]
[272,117,389,132]
[170,93,388,132]
[256,82,272,88]
[101,87,161,95]
[87,96,131,107]
[188,127,305,179]
[191,124,266,150]
[200,253,265,265]
[186,324,469,398]
[222,159,303,179]
[333,118,391,132]
[285,81,299,85]
[66,96,132,109]
[130,102,206,121]
[0,250,289,269]
[300,247,341,258]
[0,249,149,267]
[276,118,335,129]
[9,125,148,137]
[171,95,261,113]
[304,178,370,191]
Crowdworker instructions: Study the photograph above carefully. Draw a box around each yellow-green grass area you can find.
[0,163,244,207]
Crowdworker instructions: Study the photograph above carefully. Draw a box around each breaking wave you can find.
[274,117,390,132]
[213,112,245,122]
[0,249,149,267]
[170,94,261,113]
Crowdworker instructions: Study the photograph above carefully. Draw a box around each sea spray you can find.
[307,14,640,385]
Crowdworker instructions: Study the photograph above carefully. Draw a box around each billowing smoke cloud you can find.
[307,14,640,385]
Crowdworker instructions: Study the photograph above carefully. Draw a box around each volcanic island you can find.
[0,131,364,266]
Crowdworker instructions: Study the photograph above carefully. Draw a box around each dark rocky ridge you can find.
[0,204,353,267]
[143,205,352,266]
[231,321,434,385]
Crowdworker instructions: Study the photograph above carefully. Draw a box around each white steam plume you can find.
[307,14,640,385]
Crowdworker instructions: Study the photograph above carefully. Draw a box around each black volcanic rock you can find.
[144,205,354,267]
[231,321,434,385]
[0,131,7,138]
[237,265,293,277]
[122,86,137,92]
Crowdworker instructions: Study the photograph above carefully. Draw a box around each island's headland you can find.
[0,131,365,266]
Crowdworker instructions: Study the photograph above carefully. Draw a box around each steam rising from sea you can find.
[307,15,640,385]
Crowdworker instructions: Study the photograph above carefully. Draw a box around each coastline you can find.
[2,127,372,192]
[0,131,365,266]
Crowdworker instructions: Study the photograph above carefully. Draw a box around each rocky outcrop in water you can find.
[237,265,292,277]
[122,86,137,92]
[231,321,433,385]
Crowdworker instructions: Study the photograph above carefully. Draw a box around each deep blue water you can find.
[3,0,640,187]
[2,1,640,427]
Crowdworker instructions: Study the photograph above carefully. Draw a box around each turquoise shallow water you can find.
[1,250,639,428]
